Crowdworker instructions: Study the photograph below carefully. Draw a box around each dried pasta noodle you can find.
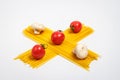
[15,24,99,70]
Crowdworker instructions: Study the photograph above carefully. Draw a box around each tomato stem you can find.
[71,26,74,31]
[41,44,48,49]
[58,30,62,32]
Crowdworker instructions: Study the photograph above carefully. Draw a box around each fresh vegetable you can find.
[73,43,88,59]
[32,44,45,59]
[31,23,45,34]
[70,21,82,33]
[51,30,65,45]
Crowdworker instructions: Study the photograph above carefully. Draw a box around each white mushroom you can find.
[31,23,45,34]
[73,43,88,59]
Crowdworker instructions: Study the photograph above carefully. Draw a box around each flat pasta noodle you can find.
[15,24,99,70]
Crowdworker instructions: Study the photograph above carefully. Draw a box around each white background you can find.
[0,0,120,80]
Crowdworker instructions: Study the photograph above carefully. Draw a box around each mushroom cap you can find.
[31,23,45,34]
[73,44,88,59]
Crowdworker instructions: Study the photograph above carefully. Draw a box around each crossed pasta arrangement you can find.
[15,21,99,70]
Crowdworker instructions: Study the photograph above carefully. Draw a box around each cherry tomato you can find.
[51,30,65,45]
[32,44,45,59]
[70,21,82,33]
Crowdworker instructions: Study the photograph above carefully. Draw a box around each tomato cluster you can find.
[32,21,82,59]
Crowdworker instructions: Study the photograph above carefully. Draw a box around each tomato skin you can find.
[32,44,45,59]
[70,21,82,33]
[51,30,65,45]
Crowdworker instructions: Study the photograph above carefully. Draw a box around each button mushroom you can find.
[31,23,45,34]
[73,43,88,59]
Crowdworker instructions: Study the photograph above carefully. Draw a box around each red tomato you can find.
[70,21,82,33]
[51,30,65,45]
[32,44,45,59]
